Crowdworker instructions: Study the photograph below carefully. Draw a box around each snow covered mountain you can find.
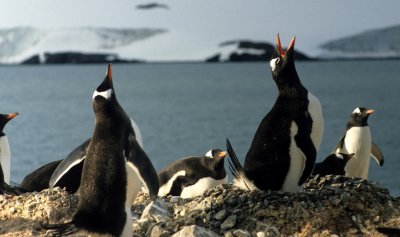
[319,25,400,59]
[205,40,311,62]
[0,27,167,64]
[0,27,312,64]
[1,24,398,64]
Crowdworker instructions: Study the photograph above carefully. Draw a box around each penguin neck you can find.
[202,157,224,172]
[347,121,368,129]
[0,135,11,184]
[275,75,307,98]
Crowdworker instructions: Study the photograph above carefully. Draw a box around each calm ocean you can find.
[0,61,399,196]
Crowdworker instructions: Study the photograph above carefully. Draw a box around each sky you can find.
[0,0,400,56]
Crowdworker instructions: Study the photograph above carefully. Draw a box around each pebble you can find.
[0,175,399,236]
[221,215,237,230]
[214,209,227,221]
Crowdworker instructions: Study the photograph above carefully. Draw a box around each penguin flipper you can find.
[168,175,195,196]
[49,139,90,188]
[371,142,384,166]
[41,222,78,236]
[126,137,159,200]
[331,135,346,153]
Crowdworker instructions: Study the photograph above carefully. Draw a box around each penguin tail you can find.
[376,227,400,236]
[226,138,257,191]
[41,222,78,236]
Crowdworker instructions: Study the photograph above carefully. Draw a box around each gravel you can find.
[1,175,399,236]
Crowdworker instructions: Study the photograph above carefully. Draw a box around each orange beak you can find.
[276,34,296,57]
[7,112,19,119]
[366,109,375,115]
[106,64,112,81]
[218,151,227,158]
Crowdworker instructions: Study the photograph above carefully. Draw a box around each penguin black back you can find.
[228,35,324,192]
[43,64,159,236]
[72,65,129,235]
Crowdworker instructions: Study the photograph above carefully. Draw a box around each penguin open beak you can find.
[7,112,19,120]
[276,34,296,58]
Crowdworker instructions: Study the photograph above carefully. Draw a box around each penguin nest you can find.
[0,176,399,236]
[0,187,78,236]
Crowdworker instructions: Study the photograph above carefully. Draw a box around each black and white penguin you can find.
[43,64,159,237]
[20,117,143,193]
[227,35,324,192]
[158,149,227,198]
[332,107,384,179]
[0,112,19,195]
[312,153,355,176]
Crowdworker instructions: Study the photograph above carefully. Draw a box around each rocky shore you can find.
[0,175,399,236]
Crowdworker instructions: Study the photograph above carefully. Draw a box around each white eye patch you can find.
[205,150,213,158]
[93,88,113,100]
[336,154,344,160]
[353,108,361,114]
[269,57,279,71]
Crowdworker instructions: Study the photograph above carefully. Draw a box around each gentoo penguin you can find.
[20,117,142,193]
[312,153,355,176]
[332,107,384,179]
[0,112,19,195]
[43,64,159,237]
[227,35,324,192]
[158,149,227,198]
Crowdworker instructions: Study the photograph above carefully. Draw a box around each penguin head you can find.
[92,64,118,114]
[269,34,302,94]
[0,113,18,136]
[204,149,227,171]
[335,152,355,164]
[349,107,375,126]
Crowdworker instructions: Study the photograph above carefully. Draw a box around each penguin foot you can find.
[41,222,78,237]
[0,182,20,195]
[376,227,400,237]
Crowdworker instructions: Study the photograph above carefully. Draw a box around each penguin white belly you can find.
[341,127,372,178]
[281,122,304,192]
[123,162,143,237]
[158,170,186,197]
[307,92,324,151]
[0,136,11,184]
[180,176,228,199]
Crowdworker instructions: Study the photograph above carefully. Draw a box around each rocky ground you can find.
[0,175,399,236]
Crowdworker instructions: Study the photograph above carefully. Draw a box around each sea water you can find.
[0,61,399,196]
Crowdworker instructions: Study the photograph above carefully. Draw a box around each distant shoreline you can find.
[0,56,398,66]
